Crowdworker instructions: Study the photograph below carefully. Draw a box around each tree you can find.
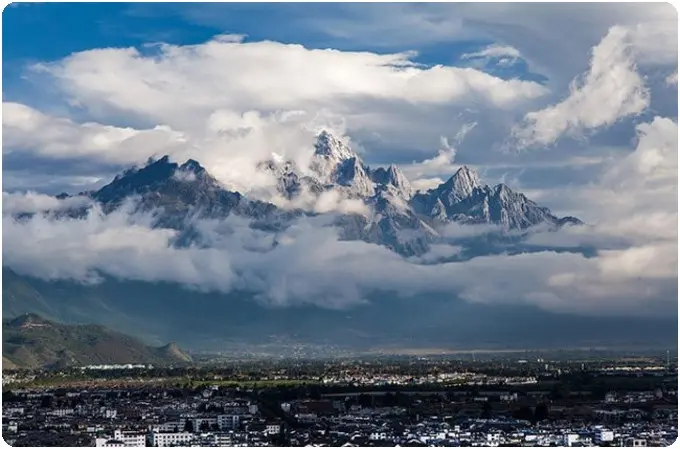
[514,406,533,422]
[358,393,372,408]
[481,401,493,419]
[184,420,193,432]
[550,383,570,401]
[534,403,549,422]
[40,396,53,408]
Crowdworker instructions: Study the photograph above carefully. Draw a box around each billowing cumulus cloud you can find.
[3,102,188,164]
[31,35,547,131]
[512,26,651,148]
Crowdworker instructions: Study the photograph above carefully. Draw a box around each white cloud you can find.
[627,21,678,66]
[2,191,93,215]
[3,202,674,316]
[601,116,677,192]
[523,116,677,282]
[32,36,547,132]
[399,136,458,185]
[666,71,678,86]
[512,26,650,148]
[409,177,445,193]
[461,44,522,60]
[313,190,370,216]
[2,102,188,164]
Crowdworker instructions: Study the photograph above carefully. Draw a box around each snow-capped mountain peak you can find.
[371,165,413,199]
[333,157,375,198]
[313,130,356,162]
[386,165,412,197]
[442,165,481,201]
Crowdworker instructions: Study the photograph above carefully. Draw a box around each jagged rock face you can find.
[371,165,412,200]
[91,156,295,232]
[310,131,358,181]
[450,184,561,229]
[258,159,324,200]
[310,132,376,198]
[333,157,375,198]
[441,165,481,203]
[260,132,375,200]
[261,132,417,204]
[94,156,234,208]
[411,166,581,231]
[412,166,481,217]
[34,132,581,257]
[313,131,356,164]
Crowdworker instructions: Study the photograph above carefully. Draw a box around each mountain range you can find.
[43,130,581,257]
[3,131,675,352]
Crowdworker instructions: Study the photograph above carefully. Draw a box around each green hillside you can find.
[3,314,192,370]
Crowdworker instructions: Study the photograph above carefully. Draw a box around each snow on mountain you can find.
[88,155,297,236]
[410,165,581,231]
[35,132,581,257]
[310,130,359,180]
[313,130,357,164]
[332,157,376,198]
[371,165,413,200]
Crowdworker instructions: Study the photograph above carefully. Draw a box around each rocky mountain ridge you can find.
[26,131,581,256]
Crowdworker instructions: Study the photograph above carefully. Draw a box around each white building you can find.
[150,422,183,433]
[209,433,233,446]
[4,407,24,416]
[561,433,579,447]
[118,430,146,447]
[149,431,193,447]
[265,424,281,435]
[594,429,614,443]
[102,429,146,447]
[49,408,75,417]
[370,432,388,441]
[500,393,518,402]
[486,432,502,443]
